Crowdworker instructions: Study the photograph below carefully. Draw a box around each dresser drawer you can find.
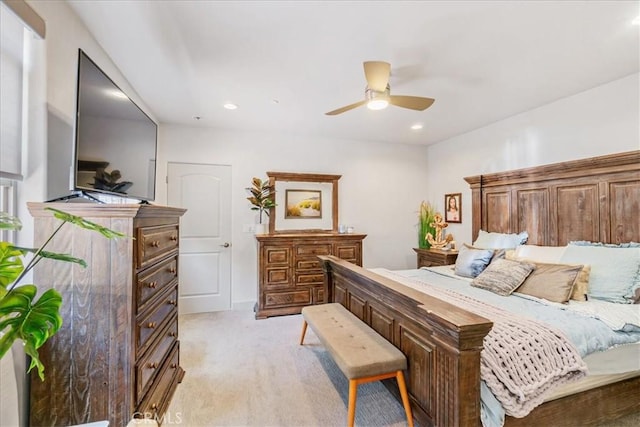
[313,287,325,304]
[137,286,178,354]
[136,256,178,313]
[264,289,311,308]
[264,266,291,287]
[136,317,178,402]
[263,245,291,265]
[296,244,332,256]
[295,272,324,285]
[334,244,360,263]
[137,342,181,419]
[137,225,179,269]
[295,258,321,270]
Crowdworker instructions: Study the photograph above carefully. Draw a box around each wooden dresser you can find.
[413,247,459,267]
[255,233,366,319]
[28,203,186,427]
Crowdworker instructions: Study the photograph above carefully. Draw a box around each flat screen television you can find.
[72,49,157,202]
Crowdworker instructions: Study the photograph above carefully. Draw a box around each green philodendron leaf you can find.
[0,212,22,231]
[11,246,87,268]
[46,207,128,239]
[0,242,24,291]
[0,286,63,381]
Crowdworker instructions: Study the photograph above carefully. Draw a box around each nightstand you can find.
[413,248,459,268]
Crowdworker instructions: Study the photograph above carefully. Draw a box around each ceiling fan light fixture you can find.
[365,85,390,110]
[325,62,435,116]
[367,99,389,110]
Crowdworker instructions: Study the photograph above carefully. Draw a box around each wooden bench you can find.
[299,303,414,427]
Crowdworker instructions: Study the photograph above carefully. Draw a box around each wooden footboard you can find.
[320,255,493,427]
[320,255,640,426]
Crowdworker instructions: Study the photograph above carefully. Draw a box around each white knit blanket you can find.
[374,269,588,418]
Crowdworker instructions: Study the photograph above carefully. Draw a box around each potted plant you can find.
[246,177,276,234]
[418,201,437,249]
[0,207,125,380]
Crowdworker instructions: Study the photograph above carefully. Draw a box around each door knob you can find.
[220,242,231,248]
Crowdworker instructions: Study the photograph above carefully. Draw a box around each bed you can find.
[319,150,640,426]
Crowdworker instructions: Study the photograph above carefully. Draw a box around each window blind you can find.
[0,0,45,180]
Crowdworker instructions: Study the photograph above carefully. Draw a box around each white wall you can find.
[422,73,640,246]
[30,0,157,202]
[156,127,430,306]
[2,2,159,426]
[158,73,639,309]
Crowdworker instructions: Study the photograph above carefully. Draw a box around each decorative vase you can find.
[255,223,267,235]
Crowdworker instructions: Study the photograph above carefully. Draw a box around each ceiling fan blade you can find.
[389,95,435,111]
[363,61,391,92]
[325,100,367,116]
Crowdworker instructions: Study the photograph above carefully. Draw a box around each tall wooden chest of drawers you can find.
[28,203,186,427]
[255,233,366,319]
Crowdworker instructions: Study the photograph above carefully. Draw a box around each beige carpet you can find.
[166,309,639,427]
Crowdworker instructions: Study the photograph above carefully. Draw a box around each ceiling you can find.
[67,0,639,146]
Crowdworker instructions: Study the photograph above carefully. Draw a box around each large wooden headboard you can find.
[464,150,640,245]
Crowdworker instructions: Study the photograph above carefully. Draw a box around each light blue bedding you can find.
[376,267,640,427]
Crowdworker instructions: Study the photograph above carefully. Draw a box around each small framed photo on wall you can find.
[444,193,461,223]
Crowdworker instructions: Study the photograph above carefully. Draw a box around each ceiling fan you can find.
[325,61,435,116]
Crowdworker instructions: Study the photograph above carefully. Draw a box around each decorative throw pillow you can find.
[515,263,583,303]
[471,258,535,296]
[560,244,640,304]
[454,244,494,278]
[569,241,640,248]
[514,257,590,302]
[473,229,529,249]
[513,245,567,264]
[571,265,590,301]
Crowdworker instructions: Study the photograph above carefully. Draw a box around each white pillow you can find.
[513,245,567,264]
[473,230,529,249]
[559,243,640,304]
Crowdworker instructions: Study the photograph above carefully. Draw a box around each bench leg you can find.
[348,379,358,427]
[299,320,308,345]
[396,370,414,427]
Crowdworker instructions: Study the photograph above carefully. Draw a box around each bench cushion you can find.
[302,303,407,379]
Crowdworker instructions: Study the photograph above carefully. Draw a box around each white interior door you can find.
[167,162,231,313]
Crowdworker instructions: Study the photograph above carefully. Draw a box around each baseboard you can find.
[232,300,256,311]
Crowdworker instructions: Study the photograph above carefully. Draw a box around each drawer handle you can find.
[170,235,178,241]
[171,363,178,369]
[147,322,157,329]
[150,240,160,248]
[169,267,177,274]
[150,403,158,410]
[169,331,177,337]
[147,362,159,369]
[168,300,177,306]
[147,281,157,289]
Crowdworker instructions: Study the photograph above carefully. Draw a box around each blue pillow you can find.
[560,243,640,304]
[454,244,494,278]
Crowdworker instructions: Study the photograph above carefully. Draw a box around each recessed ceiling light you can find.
[223,103,238,110]
[633,16,640,25]
[193,116,202,121]
[411,124,423,130]
[272,99,280,104]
